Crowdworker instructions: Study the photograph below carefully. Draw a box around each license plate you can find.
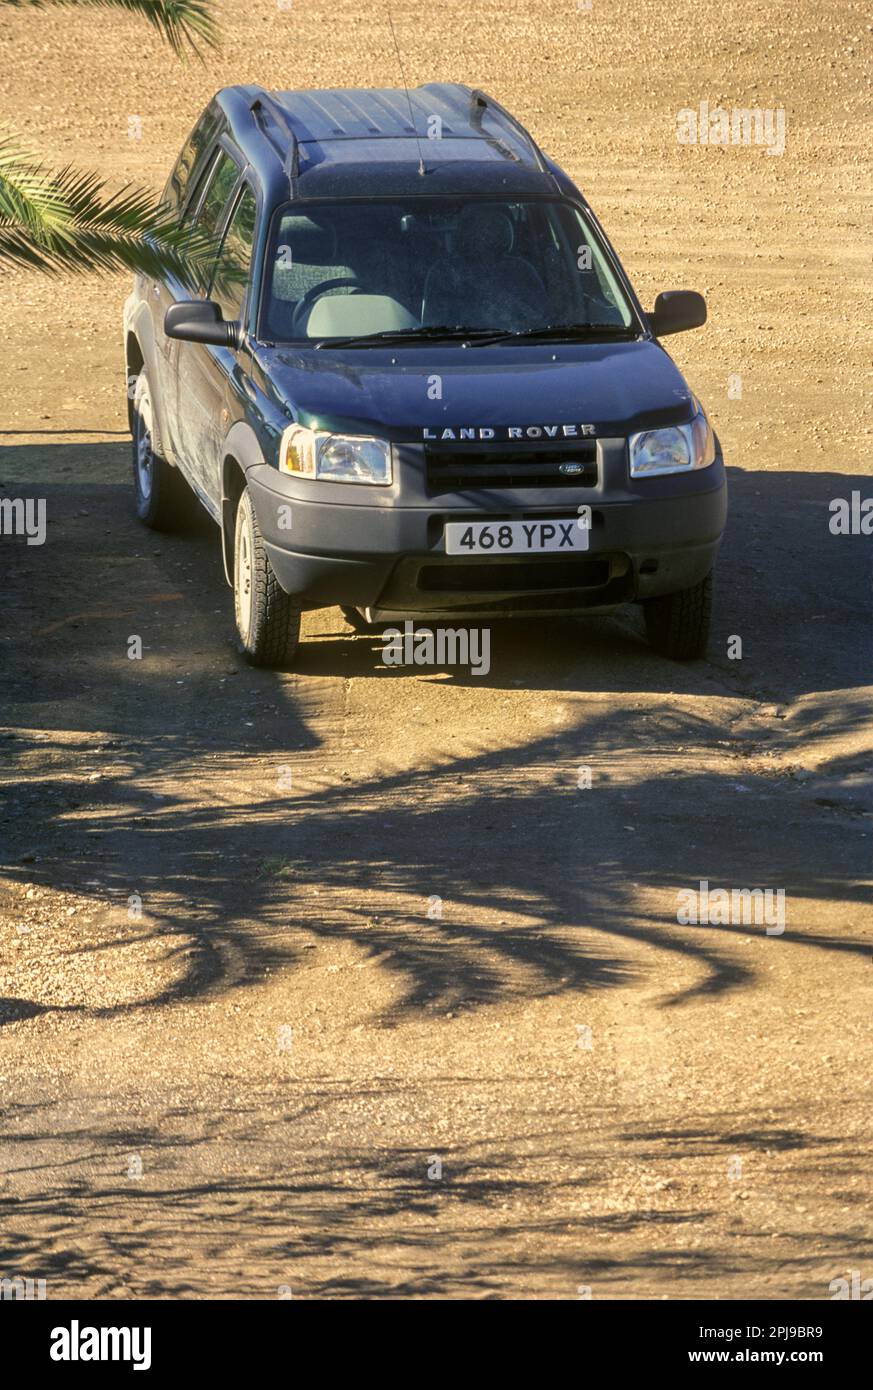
[444,518,589,556]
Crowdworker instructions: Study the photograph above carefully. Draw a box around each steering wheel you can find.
[578,287,621,323]
[292,277,362,336]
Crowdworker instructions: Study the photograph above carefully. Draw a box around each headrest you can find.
[454,205,515,258]
[305,294,418,338]
[275,214,338,265]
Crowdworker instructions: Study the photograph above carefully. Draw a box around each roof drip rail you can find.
[468,89,550,174]
[250,91,299,180]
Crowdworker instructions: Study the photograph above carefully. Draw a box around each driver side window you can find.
[185,149,242,292]
[210,186,257,323]
[194,153,239,238]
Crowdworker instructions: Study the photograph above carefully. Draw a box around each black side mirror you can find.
[164,300,241,348]
[649,290,707,337]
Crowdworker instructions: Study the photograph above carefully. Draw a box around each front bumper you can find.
[246,441,727,616]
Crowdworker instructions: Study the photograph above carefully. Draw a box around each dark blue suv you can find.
[123,83,726,666]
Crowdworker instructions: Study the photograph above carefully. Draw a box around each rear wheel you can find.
[234,487,301,667]
[644,570,713,659]
[131,370,193,529]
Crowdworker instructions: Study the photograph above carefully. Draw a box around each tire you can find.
[233,487,301,668]
[131,370,194,530]
[644,570,713,660]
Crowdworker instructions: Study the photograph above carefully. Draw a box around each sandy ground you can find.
[0,1,871,1298]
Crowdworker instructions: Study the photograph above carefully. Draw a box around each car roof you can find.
[218,83,577,202]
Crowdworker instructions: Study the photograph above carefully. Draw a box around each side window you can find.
[162,105,223,217]
[211,187,258,322]
[192,151,241,242]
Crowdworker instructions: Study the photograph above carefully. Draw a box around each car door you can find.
[166,145,243,504]
[148,107,224,459]
[180,182,259,510]
[172,171,258,513]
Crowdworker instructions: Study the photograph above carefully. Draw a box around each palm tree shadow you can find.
[0,443,868,1025]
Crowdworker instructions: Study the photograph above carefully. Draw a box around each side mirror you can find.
[649,290,707,337]
[164,300,241,348]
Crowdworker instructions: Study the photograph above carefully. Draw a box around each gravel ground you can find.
[0,0,870,1299]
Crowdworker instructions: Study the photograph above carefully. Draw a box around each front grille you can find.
[424,440,598,493]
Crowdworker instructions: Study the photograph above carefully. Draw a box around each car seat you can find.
[267,214,357,338]
[421,205,546,329]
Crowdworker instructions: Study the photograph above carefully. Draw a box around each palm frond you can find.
[0,155,228,287]
[1,0,220,60]
[0,221,59,272]
[0,136,70,237]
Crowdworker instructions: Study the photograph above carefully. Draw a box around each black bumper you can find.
[246,448,727,617]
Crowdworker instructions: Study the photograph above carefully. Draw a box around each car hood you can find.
[259,338,696,442]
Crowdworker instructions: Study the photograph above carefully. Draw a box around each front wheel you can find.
[644,570,713,659]
[233,487,301,668]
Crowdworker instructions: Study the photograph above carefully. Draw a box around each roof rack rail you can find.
[468,89,550,174]
[250,90,299,179]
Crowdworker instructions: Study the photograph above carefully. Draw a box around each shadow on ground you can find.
[1,1092,869,1298]
[0,445,869,1022]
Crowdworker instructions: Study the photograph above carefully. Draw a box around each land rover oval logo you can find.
[559,462,586,475]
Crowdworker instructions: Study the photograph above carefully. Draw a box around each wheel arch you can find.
[221,420,267,586]
[124,308,170,459]
[125,333,144,433]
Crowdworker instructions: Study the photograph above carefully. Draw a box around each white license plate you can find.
[444,518,589,556]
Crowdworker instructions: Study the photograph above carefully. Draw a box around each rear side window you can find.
[162,105,223,217]
[211,187,258,322]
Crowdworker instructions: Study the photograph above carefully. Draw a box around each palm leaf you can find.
[1,0,227,281]
[0,136,70,237]
[0,221,60,272]
[0,153,229,288]
[1,0,220,59]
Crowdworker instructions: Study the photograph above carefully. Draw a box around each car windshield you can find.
[260,196,636,343]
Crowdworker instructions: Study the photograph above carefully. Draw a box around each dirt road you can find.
[0,1,870,1298]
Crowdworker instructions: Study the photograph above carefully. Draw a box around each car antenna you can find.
[386,9,426,176]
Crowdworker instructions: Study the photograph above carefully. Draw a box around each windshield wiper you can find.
[313,325,500,349]
[311,321,641,349]
[473,322,641,345]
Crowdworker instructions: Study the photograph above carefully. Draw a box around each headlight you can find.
[629,408,716,477]
[279,424,392,485]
